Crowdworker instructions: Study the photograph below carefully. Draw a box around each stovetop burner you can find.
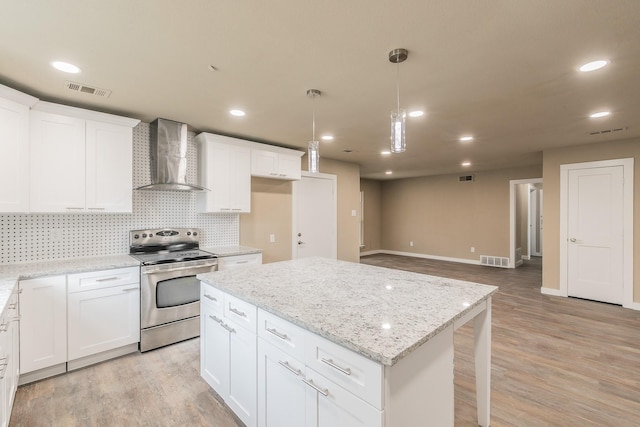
[129,228,217,266]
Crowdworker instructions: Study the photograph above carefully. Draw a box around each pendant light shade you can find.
[389,48,408,153]
[307,89,321,173]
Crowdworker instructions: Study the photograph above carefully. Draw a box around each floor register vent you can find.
[65,81,112,98]
[480,255,510,268]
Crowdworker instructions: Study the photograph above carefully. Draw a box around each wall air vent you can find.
[588,126,627,136]
[480,255,510,268]
[65,81,112,98]
[459,175,474,182]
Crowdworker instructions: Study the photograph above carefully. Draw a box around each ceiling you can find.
[1,0,639,180]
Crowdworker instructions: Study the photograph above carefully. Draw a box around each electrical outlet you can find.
[409,241,414,247]
[351,210,357,217]
[269,234,276,243]
[470,246,475,253]
[50,228,62,241]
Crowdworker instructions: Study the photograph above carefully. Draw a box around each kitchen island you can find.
[198,257,497,427]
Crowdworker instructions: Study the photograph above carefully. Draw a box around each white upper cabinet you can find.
[0,85,38,213]
[29,101,139,213]
[196,133,252,213]
[251,148,303,180]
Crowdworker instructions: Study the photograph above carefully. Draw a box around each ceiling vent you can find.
[459,174,474,182]
[588,126,627,136]
[65,81,112,98]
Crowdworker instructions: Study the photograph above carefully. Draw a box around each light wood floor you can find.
[10,254,640,426]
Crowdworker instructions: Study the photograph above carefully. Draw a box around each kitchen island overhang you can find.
[198,256,497,427]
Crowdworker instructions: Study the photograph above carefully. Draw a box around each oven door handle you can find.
[142,263,218,275]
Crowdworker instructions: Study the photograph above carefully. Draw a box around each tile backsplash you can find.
[0,122,238,264]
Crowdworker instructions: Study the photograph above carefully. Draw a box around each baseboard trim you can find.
[68,343,139,371]
[361,250,481,266]
[541,287,565,297]
[623,301,640,311]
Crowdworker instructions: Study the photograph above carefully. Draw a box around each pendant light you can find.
[389,48,408,153]
[307,89,321,173]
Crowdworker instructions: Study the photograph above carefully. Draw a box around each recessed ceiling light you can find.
[461,161,471,167]
[229,109,246,117]
[459,135,474,142]
[408,110,424,118]
[51,61,81,74]
[385,170,393,175]
[579,60,609,72]
[381,150,391,155]
[321,135,334,141]
[590,111,610,118]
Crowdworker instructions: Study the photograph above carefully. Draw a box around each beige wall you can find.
[241,155,361,264]
[378,165,542,261]
[303,156,362,263]
[360,179,382,252]
[542,137,640,302]
[240,178,293,264]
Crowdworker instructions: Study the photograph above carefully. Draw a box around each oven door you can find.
[140,260,217,329]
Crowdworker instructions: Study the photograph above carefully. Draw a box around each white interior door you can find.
[292,173,337,259]
[567,165,624,304]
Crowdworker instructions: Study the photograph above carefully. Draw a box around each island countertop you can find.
[197,256,497,366]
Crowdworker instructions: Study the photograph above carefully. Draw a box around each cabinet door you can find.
[277,154,302,180]
[19,276,67,374]
[200,305,230,395]
[251,150,278,178]
[258,339,306,427]
[305,368,382,427]
[227,317,257,427]
[30,110,86,212]
[0,97,29,212]
[229,145,251,212]
[0,308,9,427]
[85,120,133,213]
[67,284,140,360]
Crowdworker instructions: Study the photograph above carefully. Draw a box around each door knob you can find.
[298,240,305,245]
[569,238,577,242]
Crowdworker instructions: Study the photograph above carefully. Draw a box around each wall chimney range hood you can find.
[136,118,209,191]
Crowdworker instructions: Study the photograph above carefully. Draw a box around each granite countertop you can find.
[198,257,497,366]
[202,245,262,257]
[0,254,140,282]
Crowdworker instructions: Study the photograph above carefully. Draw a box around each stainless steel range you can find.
[129,228,218,352]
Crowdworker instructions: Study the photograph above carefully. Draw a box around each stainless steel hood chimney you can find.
[136,118,209,191]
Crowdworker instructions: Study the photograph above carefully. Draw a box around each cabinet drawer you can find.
[305,333,383,409]
[257,309,306,361]
[68,266,139,293]
[201,282,224,314]
[218,253,262,271]
[224,293,257,333]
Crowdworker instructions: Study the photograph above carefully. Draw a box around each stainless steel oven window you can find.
[156,275,200,308]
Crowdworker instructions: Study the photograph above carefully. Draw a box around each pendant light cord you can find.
[311,93,316,141]
[396,61,400,112]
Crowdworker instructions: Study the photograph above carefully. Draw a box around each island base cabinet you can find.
[257,340,307,427]
[257,339,381,427]
[201,300,257,427]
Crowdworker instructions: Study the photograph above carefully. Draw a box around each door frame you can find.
[559,158,634,309]
[291,172,338,260]
[509,178,542,268]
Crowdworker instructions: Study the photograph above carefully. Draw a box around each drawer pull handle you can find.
[321,358,352,376]
[8,303,16,310]
[278,360,301,376]
[235,260,249,264]
[266,327,288,341]
[0,323,8,333]
[221,323,236,334]
[96,277,119,282]
[87,207,106,211]
[302,378,329,396]
[122,287,138,292]
[229,306,247,318]
[203,294,218,302]
[209,315,223,324]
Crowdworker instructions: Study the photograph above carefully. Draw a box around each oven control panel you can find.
[130,228,201,246]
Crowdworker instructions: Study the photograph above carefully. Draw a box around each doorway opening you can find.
[509,178,543,269]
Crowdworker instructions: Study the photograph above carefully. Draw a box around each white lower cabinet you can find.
[19,267,140,384]
[201,283,257,427]
[217,253,263,271]
[19,275,67,376]
[0,288,19,427]
[256,310,382,427]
